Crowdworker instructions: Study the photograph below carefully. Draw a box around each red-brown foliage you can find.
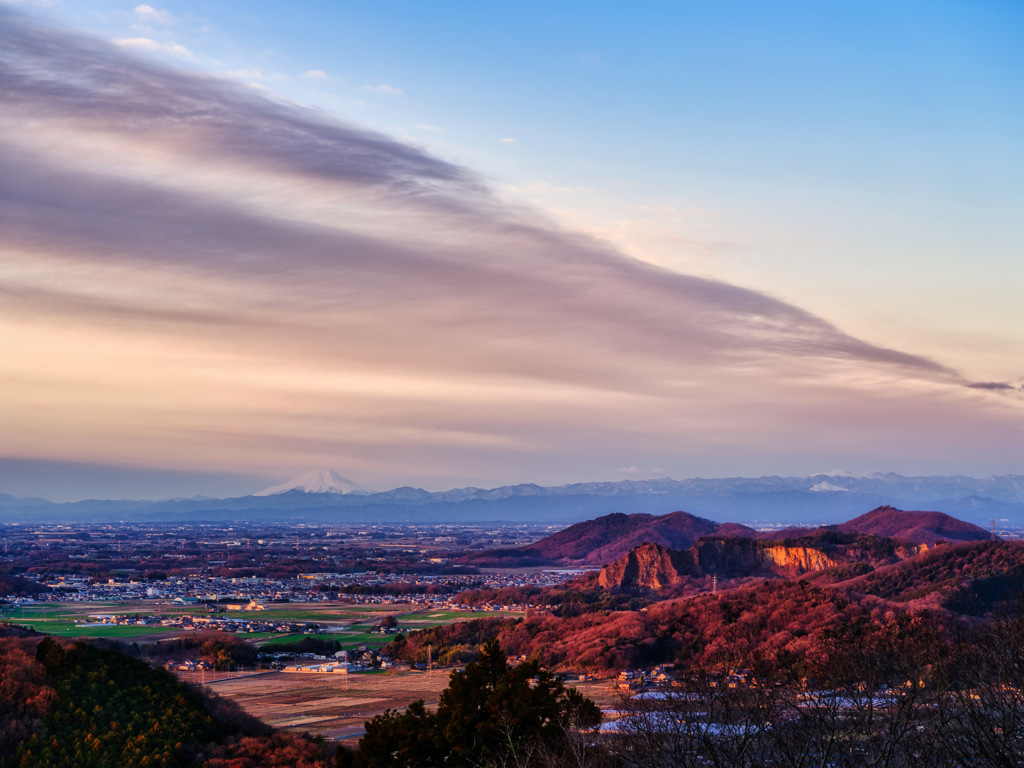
[202,733,329,768]
[0,637,54,756]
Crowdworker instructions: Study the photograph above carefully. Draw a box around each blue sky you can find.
[2,1,1023,500]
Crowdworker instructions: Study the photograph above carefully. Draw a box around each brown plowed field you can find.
[177,669,622,744]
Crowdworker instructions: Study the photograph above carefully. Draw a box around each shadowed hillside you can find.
[0,632,329,768]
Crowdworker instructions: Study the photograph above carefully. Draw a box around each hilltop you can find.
[835,505,991,544]
[459,506,991,568]
[456,510,754,567]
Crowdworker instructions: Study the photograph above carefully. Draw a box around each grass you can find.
[6,620,176,638]
[396,610,493,622]
[259,631,391,649]
[1,600,514,643]
[245,610,372,622]
[336,633,390,647]
[259,634,308,646]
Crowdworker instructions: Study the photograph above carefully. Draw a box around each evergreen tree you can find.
[349,640,600,768]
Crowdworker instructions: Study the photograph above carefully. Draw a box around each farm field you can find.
[1,602,178,638]
[395,610,487,623]
[2,600,522,643]
[189,669,454,742]
[189,669,622,743]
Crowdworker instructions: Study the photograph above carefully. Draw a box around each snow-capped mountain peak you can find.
[254,468,366,496]
[809,481,850,492]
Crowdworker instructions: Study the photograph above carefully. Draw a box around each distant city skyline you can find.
[2,2,1022,502]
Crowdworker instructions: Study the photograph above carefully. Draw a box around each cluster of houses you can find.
[11,568,579,611]
[607,666,675,691]
[78,611,317,635]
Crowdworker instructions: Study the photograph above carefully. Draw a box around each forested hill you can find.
[0,631,329,768]
[836,505,991,544]
[457,510,754,566]
[458,506,993,567]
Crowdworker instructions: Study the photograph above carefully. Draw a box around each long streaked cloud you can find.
[1,6,1019,490]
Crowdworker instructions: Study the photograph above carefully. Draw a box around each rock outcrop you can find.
[600,538,845,590]
[761,545,839,575]
[598,542,691,589]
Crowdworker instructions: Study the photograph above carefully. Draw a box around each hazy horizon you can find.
[3,460,1023,506]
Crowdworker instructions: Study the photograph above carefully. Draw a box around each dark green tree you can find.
[349,639,600,768]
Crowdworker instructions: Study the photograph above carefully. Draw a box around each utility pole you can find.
[427,644,432,675]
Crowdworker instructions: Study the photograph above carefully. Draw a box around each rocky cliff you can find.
[597,542,691,589]
[600,538,846,590]
[761,545,840,575]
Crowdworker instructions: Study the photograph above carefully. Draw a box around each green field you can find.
[396,610,495,623]
[6,620,177,639]
[259,630,391,649]
[245,608,383,622]
[1,601,518,642]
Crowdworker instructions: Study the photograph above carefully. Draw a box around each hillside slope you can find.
[460,506,989,568]
[837,506,991,545]
[0,634,329,768]
[457,510,756,567]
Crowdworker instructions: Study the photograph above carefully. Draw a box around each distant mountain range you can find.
[1,471,1023,526]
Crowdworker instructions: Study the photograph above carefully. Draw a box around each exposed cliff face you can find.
[598,542,691,589]
[600,538,845,590]
[691,539,840,578]
[457,510,757,567]
[459,506,985,568]
[688,538,764,576]
[761,546,839,575]
[895,543,929,560]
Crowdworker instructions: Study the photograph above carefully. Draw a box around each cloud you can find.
[134,4,175,24]
[302,69,328,79]
[364,83,404,96]
[114,37,190,56]
[416,123,443,132]
[967,381,1018,391]
[2,6,1020,489]
[501,137,517,144]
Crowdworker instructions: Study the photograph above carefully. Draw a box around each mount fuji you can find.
[2,472,1024,527]
[253,468,367,496]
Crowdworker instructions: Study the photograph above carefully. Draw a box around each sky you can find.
[1,0,1023,501]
